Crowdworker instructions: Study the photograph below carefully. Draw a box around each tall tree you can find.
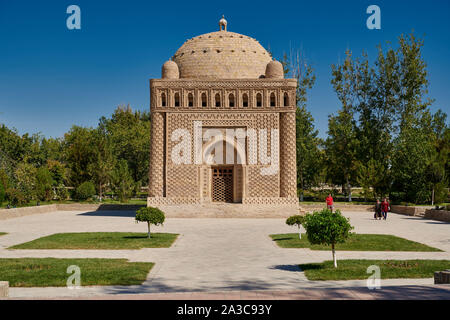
[391,34,439,203]
[98,105,150,185]
[35,167,53,201]
[14,159,37,203]
[281,50,321,199]
[63,126,97,187]
[324,107,359,198]
[110,159,134,203]
[87,129,116,200]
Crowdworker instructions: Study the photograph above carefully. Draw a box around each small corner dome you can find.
[265,60,284,79]
[162,60,179,79]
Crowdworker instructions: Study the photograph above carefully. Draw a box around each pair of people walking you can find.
[374,198,390,220]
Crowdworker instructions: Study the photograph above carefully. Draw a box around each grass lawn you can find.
[0,232,6,237]
[0,258,153,287]
[270,233,442,252]
[299,259,450,281]
[10,232,179,250]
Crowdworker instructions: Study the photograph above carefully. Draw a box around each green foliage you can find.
[6,188,26,206]
[14,160,37,203]
[110,159,134,202]
[135,207,165,225]
[35,167,53,201]
[87,129,115,199]
[55,185,69,201]
[64,126,97,187]
[286,215,305,228]
[47,160,66,186]
[135,207,165,238]
[0,169,9,205]
[281,50,323,195]
[330,33,449,203]
[324,107,359,193]
[357,159,390,200]
[98,105,150,185]
[304,209,354,246]
[75,181,96,201]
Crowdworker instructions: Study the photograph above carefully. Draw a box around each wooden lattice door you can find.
[212,167,233,202]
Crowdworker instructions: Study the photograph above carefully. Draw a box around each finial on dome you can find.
[219,15,227,31]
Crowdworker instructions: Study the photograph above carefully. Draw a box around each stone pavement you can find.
[0,208,449,299]
[10,285,450,300]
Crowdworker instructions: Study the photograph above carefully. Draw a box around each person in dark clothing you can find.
[381,198,390,220]
[374,199,382,220]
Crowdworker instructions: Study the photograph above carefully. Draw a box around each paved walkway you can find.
[11,286,450,300]
[0,209,449,298]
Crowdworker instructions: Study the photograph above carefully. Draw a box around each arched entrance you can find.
[201,135,245,203]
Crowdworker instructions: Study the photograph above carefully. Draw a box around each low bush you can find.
[75,181,96,200]
[135,207,165,238]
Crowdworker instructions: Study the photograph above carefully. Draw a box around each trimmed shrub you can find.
[75,181,96,201]
[135,207,165,238]
[286,215,305,239]
[304,209,354,268]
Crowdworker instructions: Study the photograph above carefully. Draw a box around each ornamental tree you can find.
[286,215,305,239]
[304,209,353,268]
[135,207,165,238]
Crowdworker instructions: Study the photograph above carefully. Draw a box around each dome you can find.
[172,31,273,79]
[265,60,284,79]
[161,60,179,79]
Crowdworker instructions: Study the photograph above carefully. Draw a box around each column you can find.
[280,111,297,198]
[148,112,165,197]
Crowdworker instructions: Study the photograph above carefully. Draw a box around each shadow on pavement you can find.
[78,210,136,218]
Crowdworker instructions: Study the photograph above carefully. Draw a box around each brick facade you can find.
[148,22,298,207]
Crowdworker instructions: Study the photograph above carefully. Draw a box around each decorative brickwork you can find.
[280,112,297,198]
[149,112,165,197]
[148,22,298,208]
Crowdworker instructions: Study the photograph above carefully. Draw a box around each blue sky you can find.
[0,0,449,139]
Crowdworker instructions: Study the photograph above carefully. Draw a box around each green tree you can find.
[14,160,37,203]
[75,181,96,201]
[303,209,354,268]
[47,160,68,201]
[286,215,305,239]
[87,129,116,200]
[281,50,321,199]
[135,207,165,238]
[110,159,134,202]
[35,167,53,201]
[98,105,150,185]
[357,159,390,200]
[324,108,359,199]
[390,34,438,203]
[0,169,9,205]
[63,126,97,187]
[426,111,449,204]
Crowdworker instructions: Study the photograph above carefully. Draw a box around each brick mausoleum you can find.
[147,17,298,207]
